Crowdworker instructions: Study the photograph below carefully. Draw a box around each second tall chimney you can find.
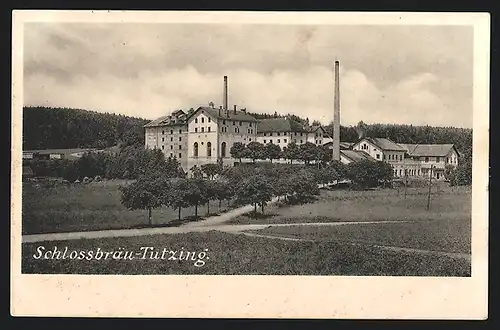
[332,60,341,162]
[223,76,228,111]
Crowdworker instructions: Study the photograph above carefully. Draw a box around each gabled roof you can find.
[189,106,259,123]
[22,148,97,155]
[355,137,407,152]
[143,111,188,128]
[323,141,353,150]
[399,143,457,157]
[341,150,377,163]
[257,117,308,133]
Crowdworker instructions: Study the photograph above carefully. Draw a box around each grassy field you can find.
[22,179,231,235]
[229,185,471,225]
[252,218,470,254]
[21,231,470,276]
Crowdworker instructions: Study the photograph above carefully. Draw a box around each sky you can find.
[23,23,473,128]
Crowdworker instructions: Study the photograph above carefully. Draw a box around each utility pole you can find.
[404,169,408,200]
[426,165,434,211]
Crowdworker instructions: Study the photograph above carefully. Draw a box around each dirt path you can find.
[22,219,417,244]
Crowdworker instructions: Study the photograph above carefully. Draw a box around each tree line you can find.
[23,146,185,182]
[229,141,331,165]
[119,154,396,226]
[23,106,149,150]
[25,106,472,156]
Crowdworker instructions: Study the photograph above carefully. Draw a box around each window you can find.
[221,142,227,158]
[162,137,165,142]
[264,140,267,143]
[170,130,173,134]
[294,132,297,136]
[277,132,280,136]
[239,122,242,126]
[170,153,173,158]
[294,139,297,143]
[300,140,303,144]
[436,157,441,162]
[263,133,267,136]
[207,142,212,157]
[233,121,235,125]
[208,118,211,123]
[208,127,211,132]
[195,118,198,123]
[162,145,164,150]
[399,169,402,176]
[162,130,165,135]
[179,137,182,141]
[170,137,173,142]
[284,139,287,143]
[179,145,181,150]
[195,128,198,133]
[223,120,226,125]
[270,139,273,144]
[400,155,403,161]
[193,143,199,157]
[201,127,205,133]
[376,154,380,159]
[178,153,182,158]
[201,117,205,123]
[170,145,173,150]
[249,138,252,141]
[425,157,429,162]
[300,133,303,136]
[270,132,273,136]
[179,129,182,134]
[277,139,280,143]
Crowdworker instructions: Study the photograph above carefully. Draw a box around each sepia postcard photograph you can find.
[11,10,489,319]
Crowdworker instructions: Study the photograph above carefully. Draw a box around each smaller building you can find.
[22,148,99,161]
[256,117,309,148]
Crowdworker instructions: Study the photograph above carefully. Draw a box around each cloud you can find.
[23,23,473,128]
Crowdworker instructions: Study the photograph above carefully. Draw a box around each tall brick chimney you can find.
[332,60,341,162]
[223,76,228,111]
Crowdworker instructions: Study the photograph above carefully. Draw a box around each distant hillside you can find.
[249,111,472,153]
[24,107,472,156]
[23,107,149,150]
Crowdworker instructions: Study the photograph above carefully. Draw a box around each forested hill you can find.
[249,111,472,154]
[23,106,472,154]
[22,107,149,150]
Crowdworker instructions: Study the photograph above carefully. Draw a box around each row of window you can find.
[393,169,421,177]
[385,154,403,161]
[162,129,182,135]
[220,120,252,127]
[262,132,304,137]
[193,142,213,157]
[263,139,288,144]
[194,117,211,124]
[162,137,182,142]
[161,145,183,150]
[194,127,212,133]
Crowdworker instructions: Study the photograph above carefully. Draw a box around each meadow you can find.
[21,231,470,276]
[22,179,230,235]
[230,184,471,225]
[251,218,471,254]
